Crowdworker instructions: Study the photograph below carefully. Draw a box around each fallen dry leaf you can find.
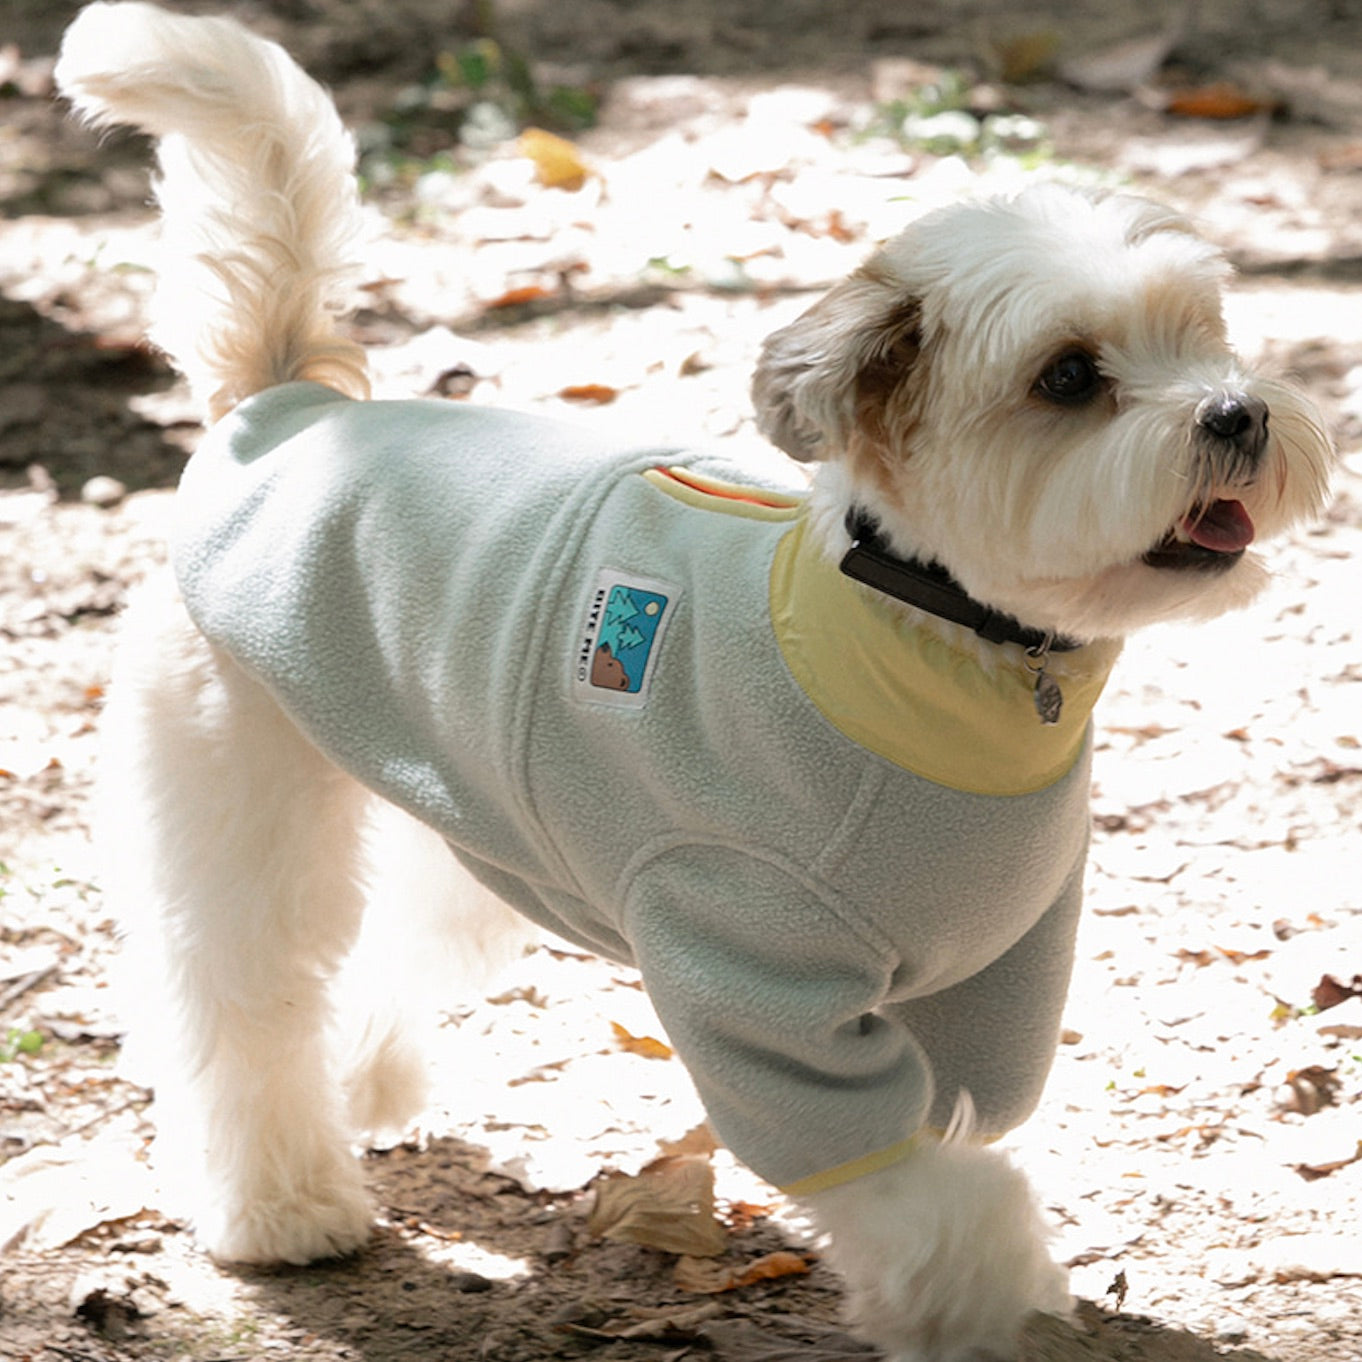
[657,1123,720,1159]
[402,1218,464,1243]
[587,1154,728,1257]
[505,1057,571,1086]
[1305,759,1362,786]
[1175,944,1270,968]
[1154,1121,1224,1147]
[486,284,555,310]
[724,1200,776,1232]
[519,127,591,191]
[1293,1141,1362,1182]
[558,1301,723,1341]
[1175,947,1217,968]
[1216,945,1272,966]
[1284,1064,1342,1115]
[0,1127,158,1253]
[1313,973,1362,1010]
[610,1020,672,1059]
[1166,83,1272,119]
[559,383,620,406]
[486,984,549,1008]
[1107,1269,1129,1311]
[675,1249,815,1294]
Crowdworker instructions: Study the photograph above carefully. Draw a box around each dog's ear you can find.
[752,273,924,464]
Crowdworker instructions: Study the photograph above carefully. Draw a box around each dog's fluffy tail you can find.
[55,2,369,418]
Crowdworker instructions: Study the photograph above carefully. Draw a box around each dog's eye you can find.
[1035,350,1102,406]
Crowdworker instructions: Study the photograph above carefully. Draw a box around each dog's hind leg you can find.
[335,800,538,1142]
[103,579,374,1265]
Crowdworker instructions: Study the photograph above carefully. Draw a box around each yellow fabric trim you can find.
[770,517,1115,797]
[780,1133,929,1198]
[780,1125,1006,1197]
[642,466,804,521]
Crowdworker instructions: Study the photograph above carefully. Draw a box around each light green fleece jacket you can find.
[172,381,1115,1196]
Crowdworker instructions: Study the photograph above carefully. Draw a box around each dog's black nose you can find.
[1196,392,1269,460]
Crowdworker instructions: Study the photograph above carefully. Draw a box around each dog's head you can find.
[753,183,1334,642]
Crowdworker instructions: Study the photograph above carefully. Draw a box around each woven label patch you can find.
[572,570,678,708]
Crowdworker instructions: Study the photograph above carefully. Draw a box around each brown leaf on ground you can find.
[724,1199,776,1231]
[558,1301,723,1341]
[587,1154,728,1257]
[610,1020,673,1059]
[1283,1064,1342,1115]
[675,1248,814,1293]
[1165,83,1275,119]
[1137,1083,1185,1098]
[1293,1140,1362,1181]
[656,1123,720,1158]
[518,128,592,191]
[1175,947,1217,968]
[1175,944,1272,969]
[559,382,620,406]
[1313,973,1362,1010]
[486,283,556,309]
[1216,945,1272,966]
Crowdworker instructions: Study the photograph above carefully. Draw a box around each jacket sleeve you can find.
[879,851,1086,1138]
[621,842,935,1195]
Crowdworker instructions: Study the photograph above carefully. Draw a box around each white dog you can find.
[57,6,1333,1360]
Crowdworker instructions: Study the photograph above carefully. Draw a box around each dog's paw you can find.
[342,1024,431,1140]
[843,1258,1069,1362]
[802,1137,1071,1362]
[870,1267,1072,1362]
[192,1166,374,1266]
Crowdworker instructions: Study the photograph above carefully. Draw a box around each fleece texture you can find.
[172,381,1113,1194]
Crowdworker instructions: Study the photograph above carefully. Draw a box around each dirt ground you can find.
[2,3,1362,1361]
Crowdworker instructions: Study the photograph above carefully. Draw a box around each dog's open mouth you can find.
[1142,498,1254,571]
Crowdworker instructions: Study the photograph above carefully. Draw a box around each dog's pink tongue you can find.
[1183,499,1255,552]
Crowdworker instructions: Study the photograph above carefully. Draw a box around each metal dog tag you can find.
[1033,670,1064,725]
[1025,632,1064,725]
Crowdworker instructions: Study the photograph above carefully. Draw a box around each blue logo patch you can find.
[573,570,678,708]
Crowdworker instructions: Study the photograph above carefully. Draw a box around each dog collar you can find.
[839,508,1081,724]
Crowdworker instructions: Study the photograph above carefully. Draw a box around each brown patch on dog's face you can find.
[845,299,925,503]
[754,183,1334,642]
[750,267,927,472]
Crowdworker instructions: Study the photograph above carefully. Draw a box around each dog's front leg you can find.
[799,1131,1071,1362]
[103,582,374,1264]
[625,846,1075,1361]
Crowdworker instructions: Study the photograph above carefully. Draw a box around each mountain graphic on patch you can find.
[574,571,678,708]
[593,583,668,693]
